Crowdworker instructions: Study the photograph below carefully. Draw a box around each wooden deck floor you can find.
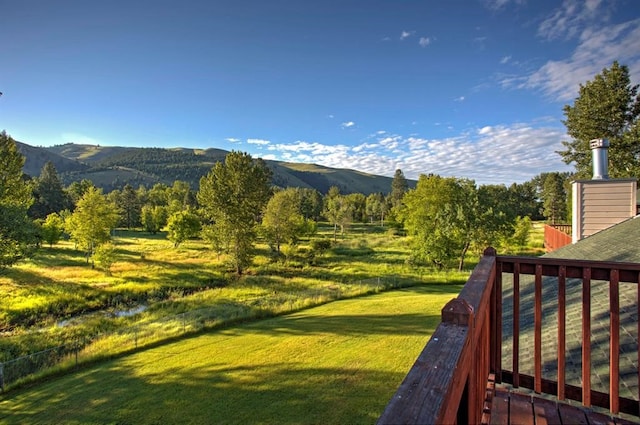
[489,387,639,425]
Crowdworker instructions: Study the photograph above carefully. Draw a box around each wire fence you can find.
[0,276,405,392]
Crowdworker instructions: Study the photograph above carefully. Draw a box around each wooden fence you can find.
[544,224,572,252]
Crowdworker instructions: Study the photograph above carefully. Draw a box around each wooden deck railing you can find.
[378,248,640,424]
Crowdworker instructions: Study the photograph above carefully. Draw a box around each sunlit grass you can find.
[0,285,460,425]
[0,222,475,381]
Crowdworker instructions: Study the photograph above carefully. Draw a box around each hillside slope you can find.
[17,142,412,194]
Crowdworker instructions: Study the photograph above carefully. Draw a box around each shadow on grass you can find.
[0,362,405,424]
[231,312,440,338]
[0,290,443,424]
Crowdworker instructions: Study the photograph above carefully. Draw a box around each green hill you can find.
[17,142,413,194]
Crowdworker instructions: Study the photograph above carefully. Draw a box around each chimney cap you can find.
[590,138,610,149]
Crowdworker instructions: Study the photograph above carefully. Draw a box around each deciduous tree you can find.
[262,188,306,253]
[41,213,64,247]
[400,175,478,270]
[198,151,272,274]
[166,210,201,248]
[323,186,353,241]
[560,61,640,179]
[141,205,167,234]
[66,187,119,262]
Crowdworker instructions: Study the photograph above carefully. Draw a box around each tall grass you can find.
[1,225,469,365]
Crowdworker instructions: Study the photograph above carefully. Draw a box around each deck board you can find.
[491,387,636,425]
[510,392,534,425]
[490,389,510,425]
[532,396,562,425]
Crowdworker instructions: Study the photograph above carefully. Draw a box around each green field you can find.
[0,221,544,423]
[0,285,459,424]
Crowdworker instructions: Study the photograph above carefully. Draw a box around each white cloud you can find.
[538,0,607,40]
[247,138,271,145]
[257,122,572,185]
[483,0,525,11]
[225,137,241,143]
[454,96,465,102]
[341,121,355,129]
[500,55,511,64]
[520,17,640,101]
[352,142,379,153]
[419,37,431,47]
[400,30,413,40]
[478,126,492,135]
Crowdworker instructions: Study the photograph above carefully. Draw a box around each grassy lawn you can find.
[0,284,460,424]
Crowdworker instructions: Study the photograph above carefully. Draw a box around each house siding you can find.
[572,179,637,243]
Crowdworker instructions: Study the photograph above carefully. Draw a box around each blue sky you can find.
[2,0,639,185]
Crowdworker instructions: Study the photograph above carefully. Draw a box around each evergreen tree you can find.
[116,184,141,229]
[29,161,69,219]
[541,173,568,224]
[0,131,38,268]
[560,61,640,179]
[66,179,95,207]
[390,169,408,207]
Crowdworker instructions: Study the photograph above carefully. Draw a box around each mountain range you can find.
[16,142,413,195]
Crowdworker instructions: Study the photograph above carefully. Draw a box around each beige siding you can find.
[572,179,637,242]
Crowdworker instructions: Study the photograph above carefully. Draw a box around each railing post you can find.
[558,265,566,401]
[582,267,592,407]
[610,269,620,414]
[442,298,474,327]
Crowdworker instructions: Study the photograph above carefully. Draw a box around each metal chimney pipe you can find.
[589,138,609,179]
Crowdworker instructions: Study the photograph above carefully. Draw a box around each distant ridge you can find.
[17,142,415,195]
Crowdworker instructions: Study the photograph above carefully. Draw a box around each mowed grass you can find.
[0,285,459,424]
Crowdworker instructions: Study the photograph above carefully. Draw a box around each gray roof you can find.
[514,215,640,401]
[544,215,640,263]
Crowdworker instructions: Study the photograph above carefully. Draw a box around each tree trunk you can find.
[458,241,470,271]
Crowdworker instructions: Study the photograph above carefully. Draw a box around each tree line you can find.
[0,61,637,272]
